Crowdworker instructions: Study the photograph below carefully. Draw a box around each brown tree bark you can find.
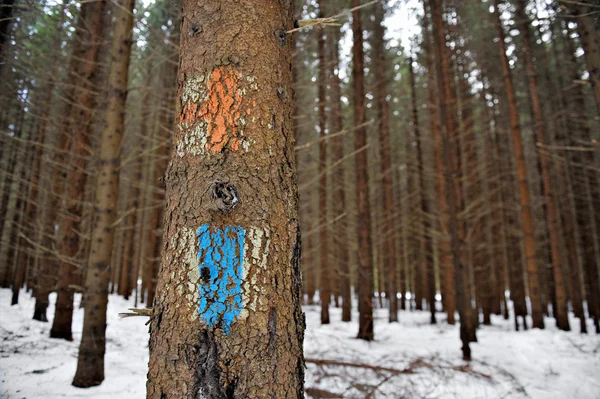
[422,1,454,325]
[373,1,398,323]
[515,0,569,331]
[492,0,544,329]
[328,24,351,322]
[146,0,305,396]
[564,23,600,333]
[72,0,135,387]
[429,0,473,360]
[549,20,587,333]
[352,0,374,341]
[317,4,330,325]
[50,0,106,340]
[408,55,435,323]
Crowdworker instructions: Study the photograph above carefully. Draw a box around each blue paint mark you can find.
[196,224,245,334]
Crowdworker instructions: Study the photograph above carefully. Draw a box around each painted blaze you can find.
[196,224,245,334]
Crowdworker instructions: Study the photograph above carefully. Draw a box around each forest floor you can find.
[0,288,599,399]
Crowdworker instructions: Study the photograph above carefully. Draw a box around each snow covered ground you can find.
[1,288,599,398]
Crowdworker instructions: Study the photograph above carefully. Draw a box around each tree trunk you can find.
[146,0,305,396]
[352,0,374,341]
[51,0,106,341]
[429,0,472,360]
[515,0,569,331]
[328,23,351,322]
[72,0,135,387]
[373,1,397,323]
[492,0,544,329]
[423,1,454,325]
[317,4,329,325]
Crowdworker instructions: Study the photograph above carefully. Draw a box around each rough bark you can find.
[50,0,106,340]
[146,0,305,397]
[72,0,135,387]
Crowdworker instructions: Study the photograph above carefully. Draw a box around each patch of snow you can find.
[0,288,599,398]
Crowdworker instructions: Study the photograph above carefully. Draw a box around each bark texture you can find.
[72,0,135,387]
[146,0,305,397]
[51,0,106,340]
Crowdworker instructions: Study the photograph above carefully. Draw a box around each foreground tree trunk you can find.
[146,0,305,397]
[72,0,135,387]
[492,0,544,329]
[352,0,374,341]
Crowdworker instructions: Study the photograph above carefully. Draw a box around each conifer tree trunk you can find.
[146,0,304,396]
[429,0,472,359]
[328,24,351,322]
[550,21,587,333]
[72,0,135,387]
[515,0,569,331]
[564,23,600,334]
[51,0,106,340]
[317,4,330,325]
[422,1,454,325]
[352,0,374,341]
[492,0,544,329]
[373,1,397,323]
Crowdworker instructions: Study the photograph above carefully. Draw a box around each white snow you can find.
[1,288,599,398]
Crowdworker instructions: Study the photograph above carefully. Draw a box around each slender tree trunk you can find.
[373,1,397,323]
[72,0,135,387]
[515,0,569,331]
[328,24,351,322]
[316,5,329,325]
[549,21,587,333]
[352,0,374,341]
[146,0,304,396]
[492,0,544,329]
[423,1,454,325]
[429,0,472,360]
[51,0,106,340]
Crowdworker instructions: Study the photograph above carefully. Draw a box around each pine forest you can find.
[0,0,599,397]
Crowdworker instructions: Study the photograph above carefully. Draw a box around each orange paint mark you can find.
[198,66,243,152]
[180,66,246,153]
